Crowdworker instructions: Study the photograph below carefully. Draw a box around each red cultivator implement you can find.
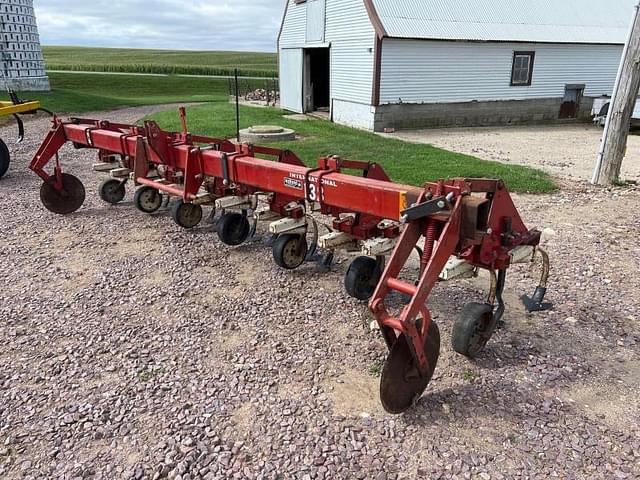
[30,109,551,414]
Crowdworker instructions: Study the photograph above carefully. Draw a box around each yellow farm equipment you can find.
[0,90,53,179]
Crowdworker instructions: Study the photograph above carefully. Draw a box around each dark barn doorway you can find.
[559,84,585,119]
[304,47,330,114]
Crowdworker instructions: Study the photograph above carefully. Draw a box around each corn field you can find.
[43,46,278,79]
[46,63,276,78]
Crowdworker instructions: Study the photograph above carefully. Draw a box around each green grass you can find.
[2,72,264,114]
[462,368,478,382]
[150,103,557,193]
[369,363,383,377]
[43,46,277,77]
[138,367,164,382]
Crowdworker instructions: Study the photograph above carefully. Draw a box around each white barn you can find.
[277,0,636,131]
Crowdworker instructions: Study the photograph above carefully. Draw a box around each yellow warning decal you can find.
[399,191,408,219]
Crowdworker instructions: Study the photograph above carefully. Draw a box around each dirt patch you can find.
[55,254,99,294]
[231,403,253,433]
[140,268,171,287]
[111,227,163,258]
[562,358,640,430]
[190,252,265,301]
[218,331,247,353]
[323,368,386,417]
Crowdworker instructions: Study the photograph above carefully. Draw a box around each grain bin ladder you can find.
[29,109,552,414]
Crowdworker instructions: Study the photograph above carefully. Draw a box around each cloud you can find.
[34,0,285,52]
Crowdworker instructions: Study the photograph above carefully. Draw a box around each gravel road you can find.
[382,124,640,182]
[1,108,639,479]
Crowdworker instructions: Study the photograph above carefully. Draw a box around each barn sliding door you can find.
[279,48,304,113]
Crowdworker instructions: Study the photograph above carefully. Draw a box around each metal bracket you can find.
[439,257,475,281]
[192,193,214,206]
[220,152,230,185]
[269,217,307,235]
[510,245,535,264]
[93,162,118,173]
[215,195,252,210]
[109,168,132,179]
[361,237,397,256]
[400,196,447,223]
[318,231,355,249]
[254,205,281,221]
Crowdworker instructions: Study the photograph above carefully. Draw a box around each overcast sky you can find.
[34,0,284,52]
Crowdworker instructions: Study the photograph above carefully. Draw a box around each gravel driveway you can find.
[1,108,639,479]
[383,124,640,182]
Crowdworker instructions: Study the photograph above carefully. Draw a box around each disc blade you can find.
[380,320,440,414]
[40,173,86,215]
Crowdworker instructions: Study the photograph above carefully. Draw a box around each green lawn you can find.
[151,103,556,193]
[4,72,263,114]
[43,46,277,77]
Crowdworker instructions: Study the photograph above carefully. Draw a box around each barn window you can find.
[511,51,535,86]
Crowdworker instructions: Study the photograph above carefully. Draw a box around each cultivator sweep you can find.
[29,109,551,414]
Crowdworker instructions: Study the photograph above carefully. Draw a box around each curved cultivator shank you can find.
[29,108,552,414]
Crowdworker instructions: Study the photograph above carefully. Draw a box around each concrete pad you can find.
[239,125,296,143]
[283,114,310,121]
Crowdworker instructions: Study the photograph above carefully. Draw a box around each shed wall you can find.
[332,99,375,130]
[324,0,376,105]
[279,1,306,49]
[373,97,596,131]
[279,0,376,116]
[379,39,622,104]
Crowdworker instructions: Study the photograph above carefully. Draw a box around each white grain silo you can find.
[0,0,49,91]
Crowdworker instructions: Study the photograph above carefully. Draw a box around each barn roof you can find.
[368,0,637,44]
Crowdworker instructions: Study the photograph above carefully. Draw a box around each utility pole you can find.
[592,0,640,185]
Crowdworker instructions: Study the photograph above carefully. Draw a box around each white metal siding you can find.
[306,0,326,43]
[379,39,623,104]
[279,0,376,115]
[279,1,306,49]
[332,99,375,130]
[279,49,304,113]
[325,0,376,105]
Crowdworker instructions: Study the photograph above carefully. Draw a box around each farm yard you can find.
[0,0,637,475]
[1,72,639,479]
